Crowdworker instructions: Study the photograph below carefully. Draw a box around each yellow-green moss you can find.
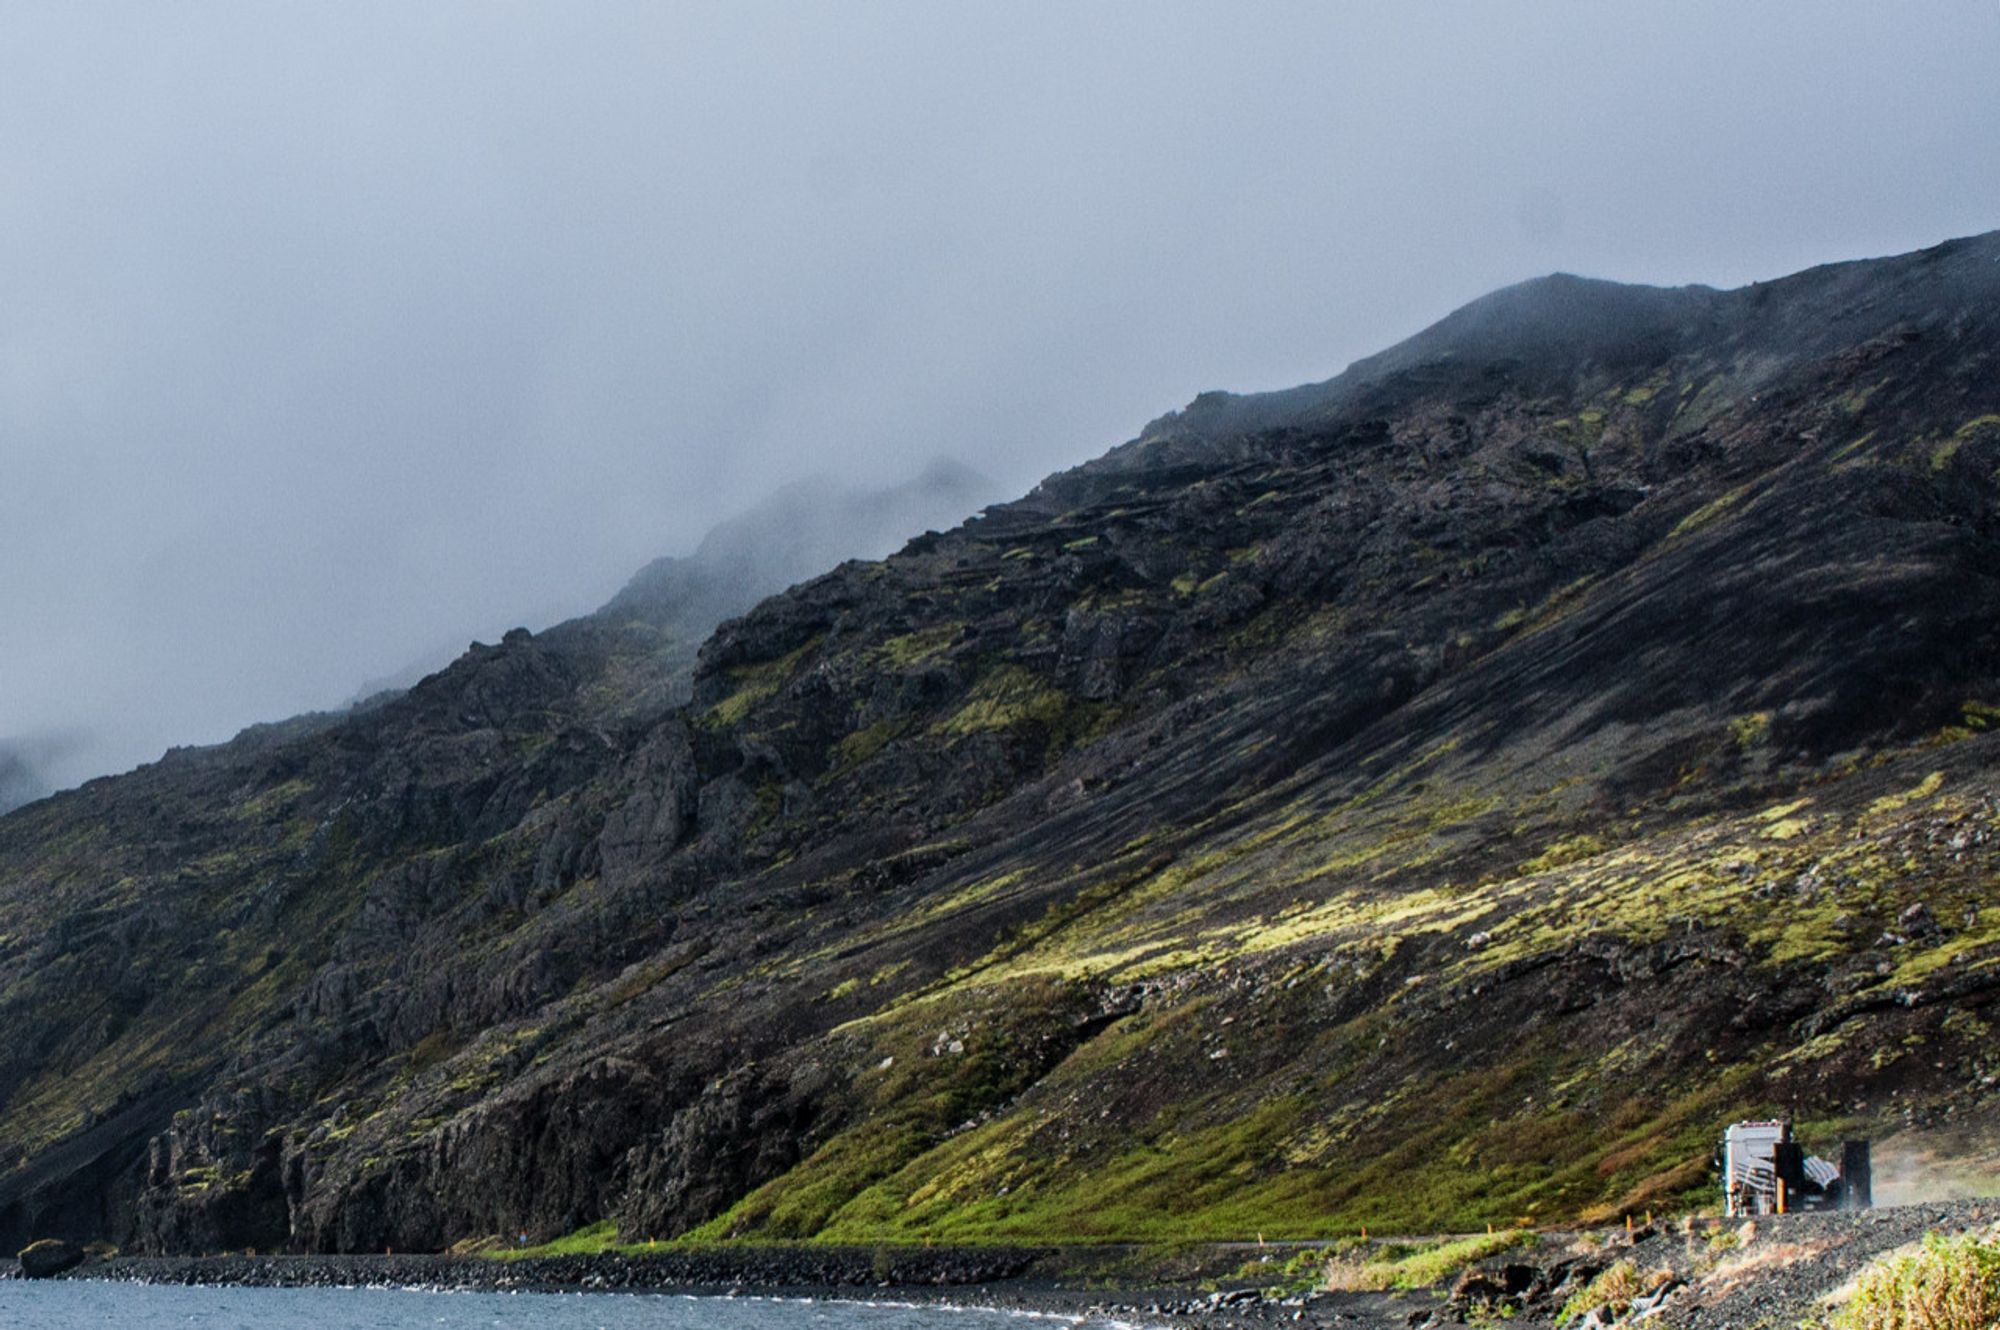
[702,637,822,728]
[1729,712,1773,750]
[1668,484,1752,542]
[937,666,1074,737]
[231,778,313,822]
[1523,833,1609,874]
[876,625,964,667]
[836,719,905,768]
[1867,771,1944,817]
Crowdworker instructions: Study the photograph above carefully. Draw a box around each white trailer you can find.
[1721,1119,1870,1217]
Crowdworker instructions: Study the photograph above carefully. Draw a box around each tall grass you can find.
[1321,1230,1529,1292]
[1557,1259,1643,1327]
[1835,1232,2000,1330]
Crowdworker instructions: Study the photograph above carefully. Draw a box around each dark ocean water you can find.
[0,1281,1153,1329]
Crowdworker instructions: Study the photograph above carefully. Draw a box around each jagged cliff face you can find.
[3,234,2000,1255]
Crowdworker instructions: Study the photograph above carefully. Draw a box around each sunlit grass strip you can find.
[1321,1230,1531,1292]
[1833,1232,2000,1330]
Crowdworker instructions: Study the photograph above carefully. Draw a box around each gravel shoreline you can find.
[6,1246,1410,1328]
[10,1201,1996,1329]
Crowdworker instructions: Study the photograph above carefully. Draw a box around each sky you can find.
[2,1,1998,794]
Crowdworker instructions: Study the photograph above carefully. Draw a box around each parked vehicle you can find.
[1721,1120,1871,1216]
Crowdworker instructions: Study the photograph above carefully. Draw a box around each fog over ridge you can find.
[2,1,1996,801]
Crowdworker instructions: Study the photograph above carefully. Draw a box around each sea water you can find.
[0,1281,1155,1329]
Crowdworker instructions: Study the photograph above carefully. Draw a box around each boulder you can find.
[1628,1278,1685,1321]
[1451,1271,1507,1305]
[17,1238,83,1278]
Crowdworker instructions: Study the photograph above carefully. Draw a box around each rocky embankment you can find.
[44,1244,1046,1293]
[9,1201,1993,1328]
[3,1242,1354,1328]
[1651,1198,1999,1329]
[1415,1198,1999,1330]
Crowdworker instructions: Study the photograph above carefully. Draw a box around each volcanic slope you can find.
[3,233,2000,1257]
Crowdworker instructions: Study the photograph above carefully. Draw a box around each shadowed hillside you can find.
[3,233,1999,1256]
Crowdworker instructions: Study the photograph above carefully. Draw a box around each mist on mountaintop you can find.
[344,457,999,710]
[1,2,1996,801]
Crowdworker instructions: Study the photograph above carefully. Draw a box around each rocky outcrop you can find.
[597,723,699,891]
[614,1064,829,1241]
[17,1237,83,1277]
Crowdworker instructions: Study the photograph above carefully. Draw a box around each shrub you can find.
[1834,1232,2000,1330]
[1557,1259,1642,1327]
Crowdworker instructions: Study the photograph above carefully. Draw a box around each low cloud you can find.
[2,3,1995,793]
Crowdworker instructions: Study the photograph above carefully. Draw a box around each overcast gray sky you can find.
[3,1,1997,793]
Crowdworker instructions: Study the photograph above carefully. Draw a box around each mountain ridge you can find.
[1115,229,1999,469]
[3,231,1998,1256]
